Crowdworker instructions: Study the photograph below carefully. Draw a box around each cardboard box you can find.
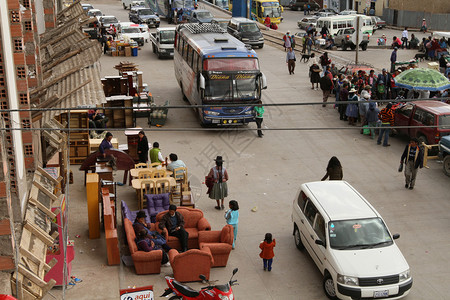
[124,47,131,57]
[119,50,125,56]
[111,51,118,57]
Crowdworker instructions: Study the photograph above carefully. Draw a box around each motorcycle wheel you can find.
[169,296,182,300]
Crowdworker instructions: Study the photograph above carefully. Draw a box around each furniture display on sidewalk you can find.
[56,110,89,164]
[168,248,214,282]
[198,225,234,267]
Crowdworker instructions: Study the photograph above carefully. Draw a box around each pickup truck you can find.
[118,22,149,46]
[149,27,176,58]
[334,28,369,51]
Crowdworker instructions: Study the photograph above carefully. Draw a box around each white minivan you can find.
[291,181,412,300]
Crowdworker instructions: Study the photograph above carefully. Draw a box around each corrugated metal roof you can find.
[33,1,106,123]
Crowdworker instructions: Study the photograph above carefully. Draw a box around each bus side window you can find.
[183,40,188,61]
[187,46,193,68]
[177,34,181,52]
[197,55,202,73]
[346,20,352,28]
[193,52,198,73]
[180,39,184,57]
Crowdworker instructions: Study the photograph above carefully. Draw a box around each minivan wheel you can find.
[323,273,338,299]
[294,225,304,250]
[443,155,450,177]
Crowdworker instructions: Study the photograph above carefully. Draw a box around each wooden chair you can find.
[151,169,167,178]
[172,167,188,203]
[148,162,161,168]
[140,180,156,209]
[138,170,153,179]
[135,163,147,169]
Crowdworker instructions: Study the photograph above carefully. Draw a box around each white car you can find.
[338,10,357,15]
[297,17,317,29]
[118,22,149,46]
[292,181,412,300]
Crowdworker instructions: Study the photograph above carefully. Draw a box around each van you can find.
[291,181,412,300]
[316,15,374,36]
[227,17,264,48]
[394,100,450,146]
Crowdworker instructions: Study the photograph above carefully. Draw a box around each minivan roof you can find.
[412,100,450,115]
[302,181,378,221]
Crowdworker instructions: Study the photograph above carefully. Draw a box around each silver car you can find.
[297,17,317,29]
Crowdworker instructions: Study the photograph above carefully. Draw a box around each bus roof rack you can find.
[180,23,227,34]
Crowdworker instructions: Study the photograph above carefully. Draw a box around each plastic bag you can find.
[398,162,403,172]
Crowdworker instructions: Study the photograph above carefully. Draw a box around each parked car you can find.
[129,7,160,27]
[334,28,369,51]
[118,22,149,46]
[338,9,357,15]
[315,8,337,15]
[87,9,102,18]
[149,27,176,58]
[130,0,146,9]
[438,135,450,176]
[292,181,412,300]
[81,3,94,12]
[227,17,264,49]
[394,100,450,147]
[371,16,386,29]
[297,17,317,29]
[288,0,320,11]
[98,15,119,29]
[188,9,214,23]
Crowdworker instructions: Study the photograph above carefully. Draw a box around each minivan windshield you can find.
[239,23,259,33]
[138,9,155,15]
[328,218,393,250]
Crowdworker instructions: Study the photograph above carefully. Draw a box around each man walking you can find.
[320,67,334,107]
[286,47,296,75]
[377,103,394,147]
[390,47,398,73]
[401,27,408,49]
[400,138,423,190]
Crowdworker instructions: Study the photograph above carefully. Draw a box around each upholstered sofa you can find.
[168,248,214,282]
[123,218,163,274]
[156,207,211,250]
[198,225,233,267]
[144,193,170,223]
[121,200,150,224]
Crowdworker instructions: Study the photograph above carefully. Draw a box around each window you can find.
[413,108,426,123]
[422,112,435,126]
[398,104,414,118]
[197,56,202,72]
[193,52,198,73]
[11,10,20,23]
[25,21,32,31]
[314,214,326,242]
[297,191,308,211]
[182,40,189,61]
[17,66,26,78]
[187,46,193,67]
[304,202,318,226]
[14,39,23,52]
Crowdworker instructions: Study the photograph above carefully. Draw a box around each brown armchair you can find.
[168,248,214,282]
[198,225,233,267]
[156,207,211,250]
[123,218,163,274]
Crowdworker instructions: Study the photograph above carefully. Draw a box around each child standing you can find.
[225,200,239,249]
[259,233,276,271]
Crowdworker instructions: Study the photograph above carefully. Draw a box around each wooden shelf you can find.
[56,110,89,165]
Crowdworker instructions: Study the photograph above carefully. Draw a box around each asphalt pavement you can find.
[45,1,450,299]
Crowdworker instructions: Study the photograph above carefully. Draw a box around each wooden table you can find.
[130,167,173,178]
[89,138,119,154]
[132,177,176,209]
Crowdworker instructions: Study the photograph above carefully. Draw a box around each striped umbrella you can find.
[394,68,450,91]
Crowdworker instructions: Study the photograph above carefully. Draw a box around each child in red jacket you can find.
[259,233,276,271]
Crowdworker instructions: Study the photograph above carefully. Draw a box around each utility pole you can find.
[355,15,360,64]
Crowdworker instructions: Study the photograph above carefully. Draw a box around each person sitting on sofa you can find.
[135,229,169,265]
[158,205,189,252]
[133,211,171,252]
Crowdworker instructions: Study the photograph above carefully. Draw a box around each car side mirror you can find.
[199,74,205,90]
[315,239,326,247]
[261,73,267,90]
[393,233,400,240]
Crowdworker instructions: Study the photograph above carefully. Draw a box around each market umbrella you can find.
[394,68,450,91]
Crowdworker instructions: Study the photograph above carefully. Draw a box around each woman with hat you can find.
[207,156,229,210]
[345,87,359,126]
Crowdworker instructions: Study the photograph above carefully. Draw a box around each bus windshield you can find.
[263,6,281,18]
[173,0,193,9]
[204,73,259,102]
[160,30,175,44]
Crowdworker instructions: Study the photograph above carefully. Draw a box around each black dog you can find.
[414,53,426,61]
[300,53,315,63]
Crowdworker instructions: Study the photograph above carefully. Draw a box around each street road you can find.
[53,1,450,299]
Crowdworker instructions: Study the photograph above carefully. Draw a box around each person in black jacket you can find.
[158,205,189,252]
[400,138,423,190]
[137,130,149,163]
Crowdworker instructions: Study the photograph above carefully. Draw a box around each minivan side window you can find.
[413,108,426,123]
[314,214,326,242]
[304,202,318,226]
[398,103,414,118]
[297,191,308,211]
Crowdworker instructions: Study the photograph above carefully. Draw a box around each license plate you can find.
[374,290,389,298]
[170,53,174,56]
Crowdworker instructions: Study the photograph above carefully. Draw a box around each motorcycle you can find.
[161,268,239,300]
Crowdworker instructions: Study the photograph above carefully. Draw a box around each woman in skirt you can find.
[207,156,229,210]
[345,87,359,126]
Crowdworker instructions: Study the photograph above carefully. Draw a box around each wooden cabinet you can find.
[103,96,133,128]
[56,110,89,165]
[125,128,141,162]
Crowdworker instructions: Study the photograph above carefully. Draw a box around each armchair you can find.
[198,225,233,267]
[145,193,170,222]
[168,248,214,282]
